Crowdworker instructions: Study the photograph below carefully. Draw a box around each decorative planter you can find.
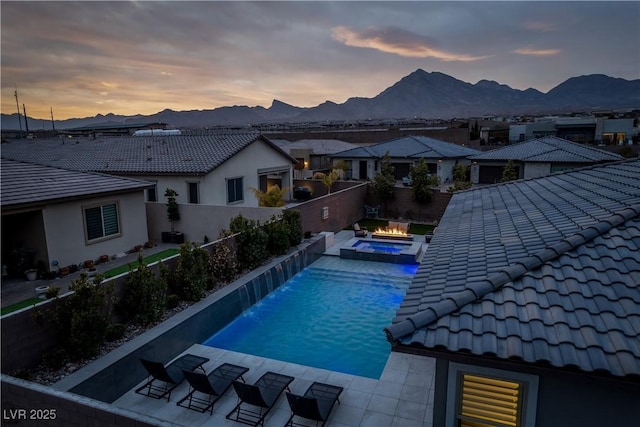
[99,255,109,263]
[59,266,70,277]
[35,285,50,298]
[87,268,97,278]
[135,245,143,252]
[84,259,95,269]
[25,270,38,281]
[162,231,185,244]
[144,240,154,248]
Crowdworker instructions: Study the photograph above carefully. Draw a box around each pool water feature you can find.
[202,257,418,379]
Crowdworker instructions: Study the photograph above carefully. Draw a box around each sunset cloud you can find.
[332,26,488,62]
[1,2,636,119]
[512,48,563,56]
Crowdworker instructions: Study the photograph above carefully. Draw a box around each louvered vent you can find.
[459,374,521,427]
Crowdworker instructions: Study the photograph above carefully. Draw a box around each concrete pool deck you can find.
[113,345,436,427]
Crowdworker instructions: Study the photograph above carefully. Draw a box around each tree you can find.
[410,158,434,204]
[250,185,287,207]
[448,163,472,193]
[370,152,396,217]
[165,188,180,232]
[500,160,518,182]
[313,168,341,194]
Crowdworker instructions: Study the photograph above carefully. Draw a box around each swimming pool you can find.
[202,257,417,379]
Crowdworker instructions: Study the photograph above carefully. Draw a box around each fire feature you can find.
[372,222,414,241]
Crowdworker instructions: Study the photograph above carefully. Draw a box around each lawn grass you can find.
[1,297,43,316]
[349,218,435,235]
[102,248,180,278]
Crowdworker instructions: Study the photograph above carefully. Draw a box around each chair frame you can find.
[226,371,294,427]
[176,363,249,415]
[353,223,368,237]
[284,381,344,427]
[135,354,209,401]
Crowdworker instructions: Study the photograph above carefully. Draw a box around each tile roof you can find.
[272,139,358,155]
[1,158,152,209]
[1,133,293,175]
[384,159,640,378]
[332,135,480,159]
[469,136,624,163]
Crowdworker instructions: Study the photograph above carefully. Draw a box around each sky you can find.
[1,1,639,120]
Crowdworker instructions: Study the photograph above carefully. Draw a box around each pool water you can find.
[353,240,409,254]
[202,257,417,378]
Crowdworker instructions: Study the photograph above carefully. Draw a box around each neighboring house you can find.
[509,116,635,145]
[1,133,297,207]
[272,139,358,178]
[331,135,480,183]
[469,136,624,183]
[384,159,640,427]
[1,158,152,274]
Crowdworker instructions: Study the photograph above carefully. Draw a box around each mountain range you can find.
[3,69,639,130]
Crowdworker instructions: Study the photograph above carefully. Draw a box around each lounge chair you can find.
[135,354,209,401]
[364,204,380,218]
[226,371,295,426]
[353,223,368,237]
[285,381,344,427]
[177,363,249,414]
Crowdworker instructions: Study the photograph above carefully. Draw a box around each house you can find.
[509,116,636,145]
[1,158,152,274]
[271,138,358,178]
[468,136,624,183]
[384,159,640,427]
[331,135,480,183]
[1,132,298,207]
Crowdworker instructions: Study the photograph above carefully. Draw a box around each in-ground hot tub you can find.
[339,237,423,264]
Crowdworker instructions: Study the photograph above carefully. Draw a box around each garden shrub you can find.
[211,239,238,285]
[172,242,213,301]
[119,254,167,325]
[282,209,303,246]
[105,323,126,342]
[45,273,114,360]
[229,214,269,271]
[264,215,290,256]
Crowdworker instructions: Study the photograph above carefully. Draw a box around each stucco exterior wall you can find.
[524,162,551,179]
[145,202,283,243]
[42,191,149,267]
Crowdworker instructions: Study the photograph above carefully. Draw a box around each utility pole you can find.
[50,107,56,132]
[23,104,29,134]
[14,88,23,136]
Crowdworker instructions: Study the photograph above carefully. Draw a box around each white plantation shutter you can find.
[459,374,521,427]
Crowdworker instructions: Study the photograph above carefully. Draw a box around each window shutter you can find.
[459,374,521,427]
[102,204,119,236]
[85,207,103,240]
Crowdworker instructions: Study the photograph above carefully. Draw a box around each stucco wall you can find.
[42,191,149,268]
[145,202,283,243]
[524,162,551,179]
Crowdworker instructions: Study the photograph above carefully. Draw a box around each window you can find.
[227,177,244,204]
[146,185,157,202]
[446,363,538,427]
[188,182,199,204]
[84,203,120,242]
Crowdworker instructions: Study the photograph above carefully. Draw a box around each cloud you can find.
[512,48,563,56]
[522,21,557,32]
[331,26,488,62]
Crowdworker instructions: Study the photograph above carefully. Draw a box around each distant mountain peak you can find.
[1,71,636,130]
